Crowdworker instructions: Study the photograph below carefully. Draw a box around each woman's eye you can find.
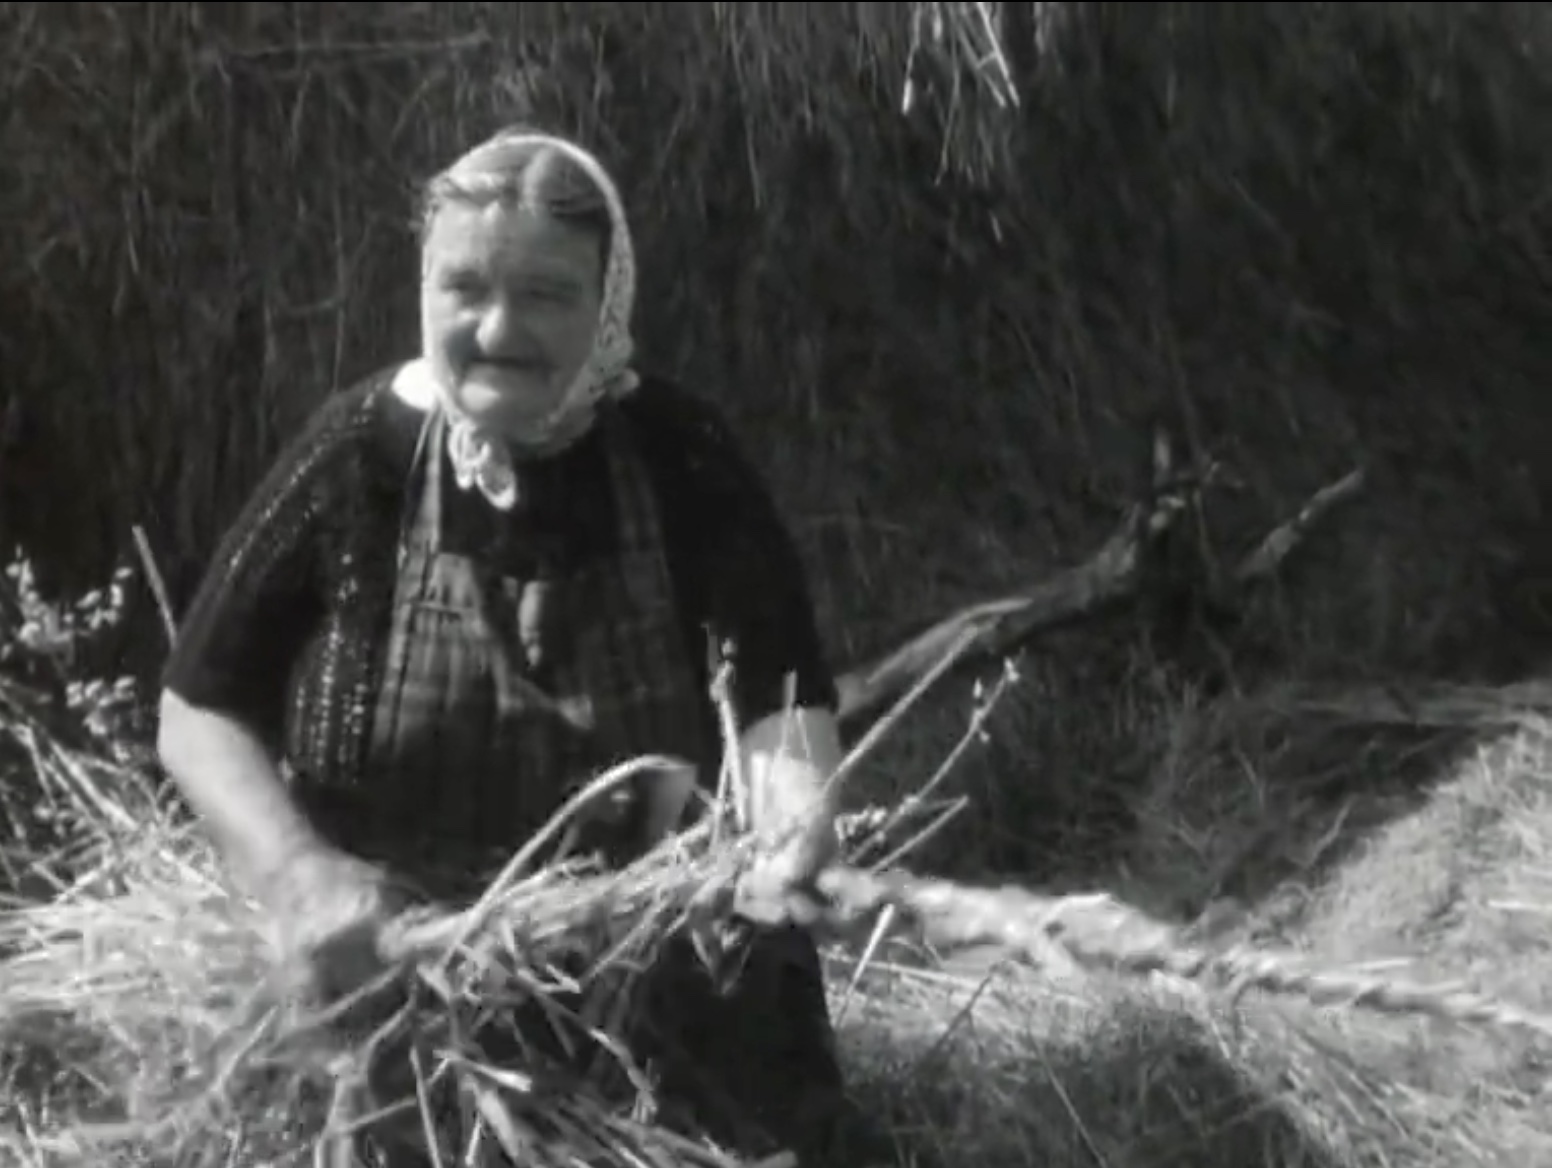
[517,280,580,306]
[443,273,489,299]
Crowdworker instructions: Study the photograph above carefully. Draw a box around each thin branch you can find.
[130,525,177,649]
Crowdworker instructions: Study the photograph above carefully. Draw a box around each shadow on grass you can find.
[832,974,1350,1168]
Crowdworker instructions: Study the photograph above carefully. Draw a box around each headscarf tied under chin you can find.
[432,132,641,511]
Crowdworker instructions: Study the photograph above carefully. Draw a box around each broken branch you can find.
[832,449,1364,737]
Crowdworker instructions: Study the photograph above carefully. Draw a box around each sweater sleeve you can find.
[646,386,839,727]
[161,384,374,745]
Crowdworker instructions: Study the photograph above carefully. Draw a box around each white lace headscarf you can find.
[419,130,640,511]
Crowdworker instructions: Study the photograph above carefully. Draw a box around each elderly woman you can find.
[156,126,855,1165]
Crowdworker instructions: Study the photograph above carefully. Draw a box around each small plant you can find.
[1,548,153,760]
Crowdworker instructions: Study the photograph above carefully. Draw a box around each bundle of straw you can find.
[0,681,794,1168]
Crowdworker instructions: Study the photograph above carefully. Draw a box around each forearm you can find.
[156,689,326,897]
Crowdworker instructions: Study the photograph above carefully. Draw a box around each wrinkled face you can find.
[420,199,605,439]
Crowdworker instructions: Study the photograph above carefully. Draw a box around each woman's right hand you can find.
[155,694,416,1026]
[263,845,416,1035]
[267,847,451,1158]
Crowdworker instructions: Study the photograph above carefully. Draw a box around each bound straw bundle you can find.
[0,681,790,1168]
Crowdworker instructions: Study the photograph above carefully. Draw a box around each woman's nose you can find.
[476,296,518,352]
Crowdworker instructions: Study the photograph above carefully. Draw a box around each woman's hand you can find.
[732,707,845,928]
[264,844,418,1037]
[266,846,451,1159]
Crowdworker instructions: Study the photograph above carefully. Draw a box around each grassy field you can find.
[4,2,1552,1166]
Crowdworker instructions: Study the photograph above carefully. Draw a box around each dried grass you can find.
[0,724,755,1167]
[0,639,996,1168]
[8,665,1552,1168]
[829,692,1552,1168]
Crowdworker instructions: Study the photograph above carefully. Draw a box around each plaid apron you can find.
[325,406,849,1168]
[351,402,711,888]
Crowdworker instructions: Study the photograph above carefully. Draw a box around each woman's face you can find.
[420,198,605,439]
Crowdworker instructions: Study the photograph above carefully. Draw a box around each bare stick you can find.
[832,463,1363,737]
[1234,468,1366,584]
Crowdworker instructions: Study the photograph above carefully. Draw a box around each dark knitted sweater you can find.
[162,364,837,803]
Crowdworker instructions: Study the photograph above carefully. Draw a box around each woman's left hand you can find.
[734,808,839,929]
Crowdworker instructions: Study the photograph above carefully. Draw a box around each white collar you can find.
[389,358,439,411]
